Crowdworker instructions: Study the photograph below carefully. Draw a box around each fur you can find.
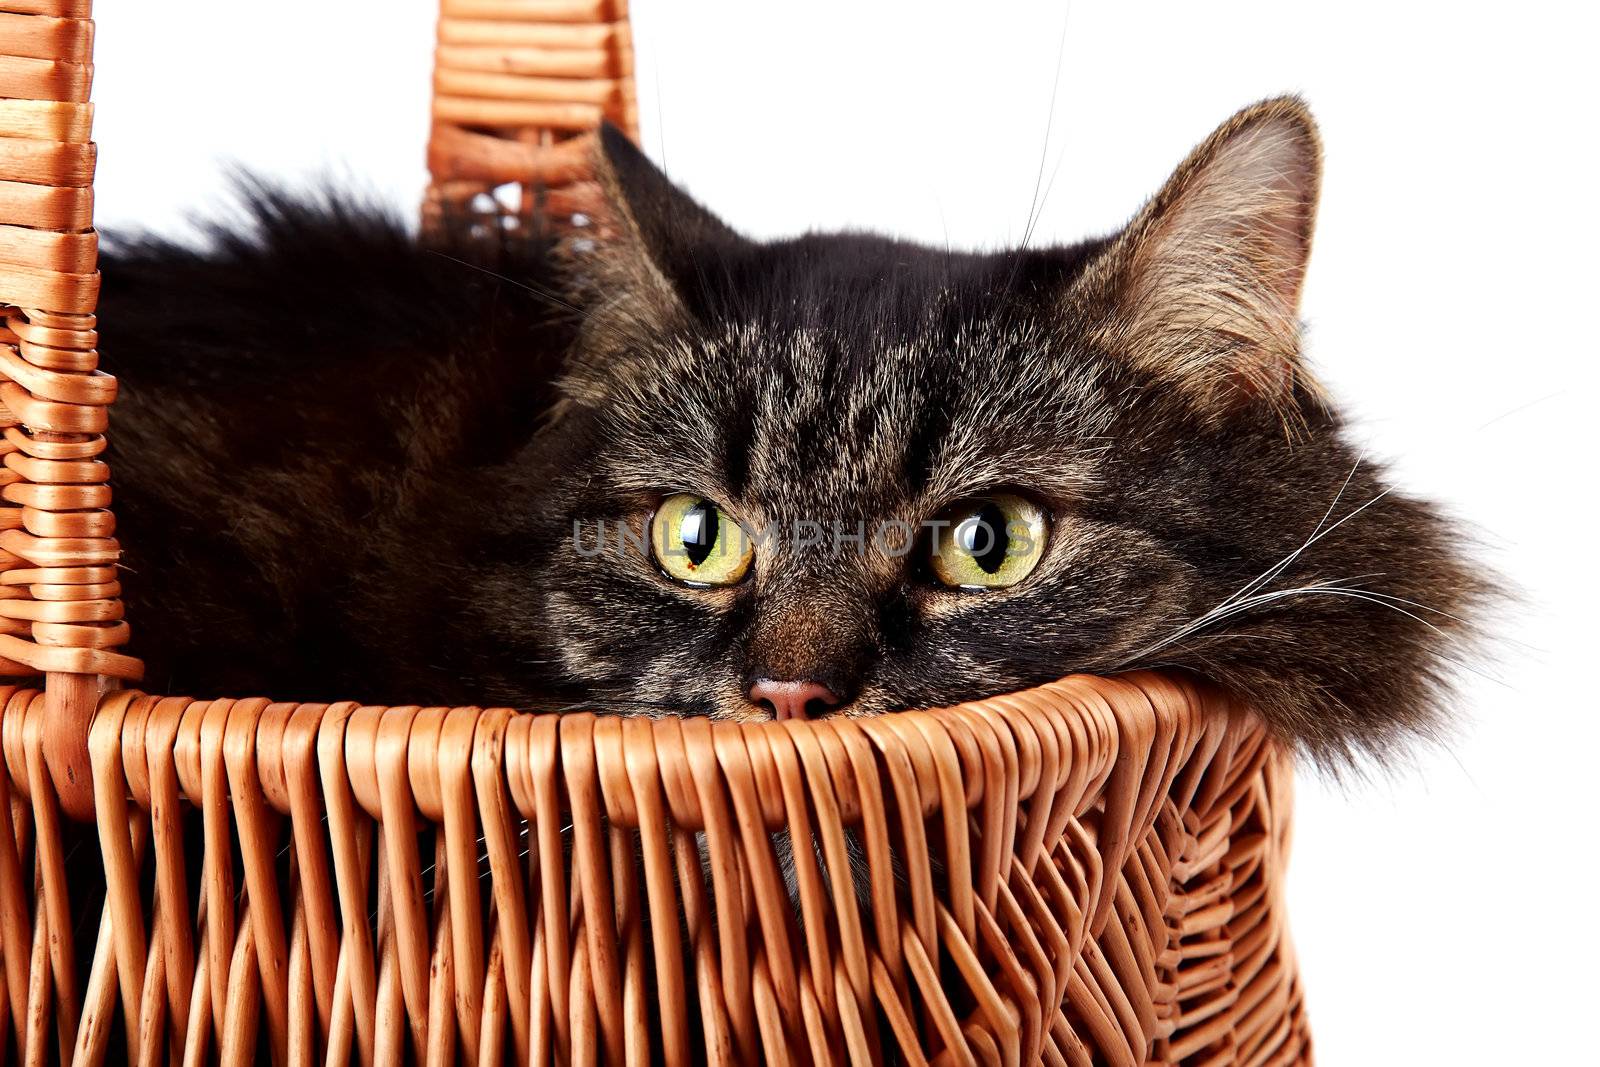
[99,98,1490,763]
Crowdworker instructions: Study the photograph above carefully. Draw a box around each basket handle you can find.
[422,0,638,231]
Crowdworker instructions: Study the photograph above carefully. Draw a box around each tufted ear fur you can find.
[1073,97,1323,421]
[558,124,746,404]
[589,123,744,320]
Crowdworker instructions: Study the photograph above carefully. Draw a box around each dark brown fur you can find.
[100,99,1489,763]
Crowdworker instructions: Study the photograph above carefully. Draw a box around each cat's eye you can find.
[649,493,754,586]
[929,493,1048,590]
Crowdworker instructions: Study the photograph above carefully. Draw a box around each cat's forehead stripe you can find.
[598,316,1114,515]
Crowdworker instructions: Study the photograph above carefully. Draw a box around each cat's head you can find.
[485,97,1479,760]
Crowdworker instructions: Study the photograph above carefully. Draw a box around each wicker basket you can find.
[0,2,1312,1064]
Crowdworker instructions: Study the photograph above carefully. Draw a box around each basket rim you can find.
[0,669,1254,824]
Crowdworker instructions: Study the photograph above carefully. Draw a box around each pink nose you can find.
[749,679,841,721]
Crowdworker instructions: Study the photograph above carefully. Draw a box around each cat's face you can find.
[511,99,1327,721]
[538,290,1206,720]
[472,98,1478,758]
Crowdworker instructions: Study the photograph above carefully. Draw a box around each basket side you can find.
[0,5,139,679]
[0,4,140,833]
[0,673,1311,1065]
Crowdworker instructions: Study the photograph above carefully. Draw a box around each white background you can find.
[90,3,1597,1062]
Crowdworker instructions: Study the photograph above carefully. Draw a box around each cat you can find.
[97,96,1487,764]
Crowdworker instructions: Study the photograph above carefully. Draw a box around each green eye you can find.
[650,494,753,586]
[929,493,1048,590]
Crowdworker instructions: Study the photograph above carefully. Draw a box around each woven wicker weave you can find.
[0,3,1313,1064]
[423,0,636,235]
[0,674,1309,1066]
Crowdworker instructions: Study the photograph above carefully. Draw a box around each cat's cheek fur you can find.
[857,527,1188,714]
[528,520,758,717]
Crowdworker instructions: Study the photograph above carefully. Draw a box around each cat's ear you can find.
[587,122,743,321]
[1074,97,1322,420]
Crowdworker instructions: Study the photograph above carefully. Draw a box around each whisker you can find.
[1002,5,1073,299]
[1218,451,1368,611]
[1278,587,1506,687]
[1146,581,1502,690]
[427,248,658,355]
[427,249,582,315]
[1115,456,1403,668]
[537,692,701,717]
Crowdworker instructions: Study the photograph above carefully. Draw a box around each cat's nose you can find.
[749,678,842,721]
